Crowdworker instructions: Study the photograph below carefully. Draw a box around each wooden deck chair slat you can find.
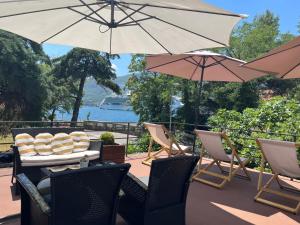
[192,130,251,189]
[255,138,300,214]
[142,123,190,166]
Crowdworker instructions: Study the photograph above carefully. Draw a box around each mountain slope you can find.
[83,74,131,106]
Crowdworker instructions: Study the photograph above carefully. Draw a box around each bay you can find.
[56,106,139,122]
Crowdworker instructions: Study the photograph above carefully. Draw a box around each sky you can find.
[43,0,300,77]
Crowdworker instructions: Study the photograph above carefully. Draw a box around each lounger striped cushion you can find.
[70,131,90,152]
[34,133,53,156]
[15,133,36,156]
[51,133,74,155]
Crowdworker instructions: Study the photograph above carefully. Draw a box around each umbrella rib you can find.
[189,58,203,80]
[184,58,199,67]
[0,1,107,19]
[68,7,106,25]
[119,1,242,18]
[146,56,194,70]
[205,58,227,68]
[119,16,154,26]
[79,0,109,24]
[116,4,147,25]
[41,4,109,44]
[210,56,245,82]
[280,61,300,79]
[115,4,172,54]
[118,3,227,47]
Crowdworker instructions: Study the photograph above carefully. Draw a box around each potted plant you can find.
[100,132,125,163]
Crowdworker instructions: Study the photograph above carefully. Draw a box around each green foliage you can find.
[126,55,180,122]
[0,30,48,120]
[208,97,300,167]
[53,48,120,122]
[100,132,115,145]
[127,133,160,154]
[41,64,74,121]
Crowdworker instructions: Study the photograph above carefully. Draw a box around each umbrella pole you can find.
[195,66,205,127]
[192,66,204,155]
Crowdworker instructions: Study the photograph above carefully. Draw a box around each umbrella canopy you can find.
[146,51,265,82]
[0,0,245,54]
[243,36,300,79]
[146,51,266,125]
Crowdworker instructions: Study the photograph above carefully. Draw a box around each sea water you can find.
[56,106,139,122]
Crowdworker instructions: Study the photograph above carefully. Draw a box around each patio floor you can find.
[1,154,300,225]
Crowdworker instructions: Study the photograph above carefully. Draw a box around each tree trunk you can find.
[50,108,56,127]
[71,77,86,126]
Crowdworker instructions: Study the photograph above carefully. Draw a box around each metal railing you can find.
[1,120,300,156]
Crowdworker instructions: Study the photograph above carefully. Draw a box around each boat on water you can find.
[99,95,133,111]
[99,94,183,112]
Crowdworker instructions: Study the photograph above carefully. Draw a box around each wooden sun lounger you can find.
[255,139,300,214]
[142,123,191,166]
[192,130,251,189]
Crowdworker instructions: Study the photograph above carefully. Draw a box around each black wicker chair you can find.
[118,155,199,225]
[16,163,131,225]
[11,127,103,187]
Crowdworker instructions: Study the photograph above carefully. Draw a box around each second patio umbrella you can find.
[146,51,266,123]
[243,36,300,79]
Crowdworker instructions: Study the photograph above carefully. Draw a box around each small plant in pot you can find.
[100,132,125,163]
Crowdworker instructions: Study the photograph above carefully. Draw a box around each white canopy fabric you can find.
[146,51,266,82]
[0,0,244,54]
[243,36,300,79]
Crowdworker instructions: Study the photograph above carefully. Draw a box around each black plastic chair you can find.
[16,163,130,225]
[118,155,199,225]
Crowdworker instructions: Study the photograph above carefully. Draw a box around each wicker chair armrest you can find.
[16,173,50,215]
[121,172,148,204]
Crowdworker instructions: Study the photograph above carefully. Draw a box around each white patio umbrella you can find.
[146,51,266,123]
[243,36,300,79]
[0,0,245,54]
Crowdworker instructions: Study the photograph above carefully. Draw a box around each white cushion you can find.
[70,131,90,153]
[34,133,53,156]
[20,150,100,167]
[52,133,74,155]
[15,133,36,156]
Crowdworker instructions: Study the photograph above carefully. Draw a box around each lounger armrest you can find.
[121,173,147,204]
[16,173,51,215]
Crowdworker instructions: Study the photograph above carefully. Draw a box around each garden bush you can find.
[208,97,300,168]
[100,132,115,145]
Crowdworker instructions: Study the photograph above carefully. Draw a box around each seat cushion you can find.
[34,133,53,156]
[70,131,90,153]
[51,133,74,155]
[37,178,51,204]
[15,133,36,156]
[20,150,100,167]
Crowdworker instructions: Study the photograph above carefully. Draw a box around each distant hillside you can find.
[83,74,131,106]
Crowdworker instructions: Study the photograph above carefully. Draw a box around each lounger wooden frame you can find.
[255,140,300,214]
[142,123,185,166]
[192,131,251,189]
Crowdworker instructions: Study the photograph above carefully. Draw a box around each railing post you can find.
[192,132,196,156]
[126,122,130,157]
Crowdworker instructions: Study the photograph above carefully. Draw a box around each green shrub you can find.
[127,133,160,154]
[100,132,115,145]
[208,97,300,168]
